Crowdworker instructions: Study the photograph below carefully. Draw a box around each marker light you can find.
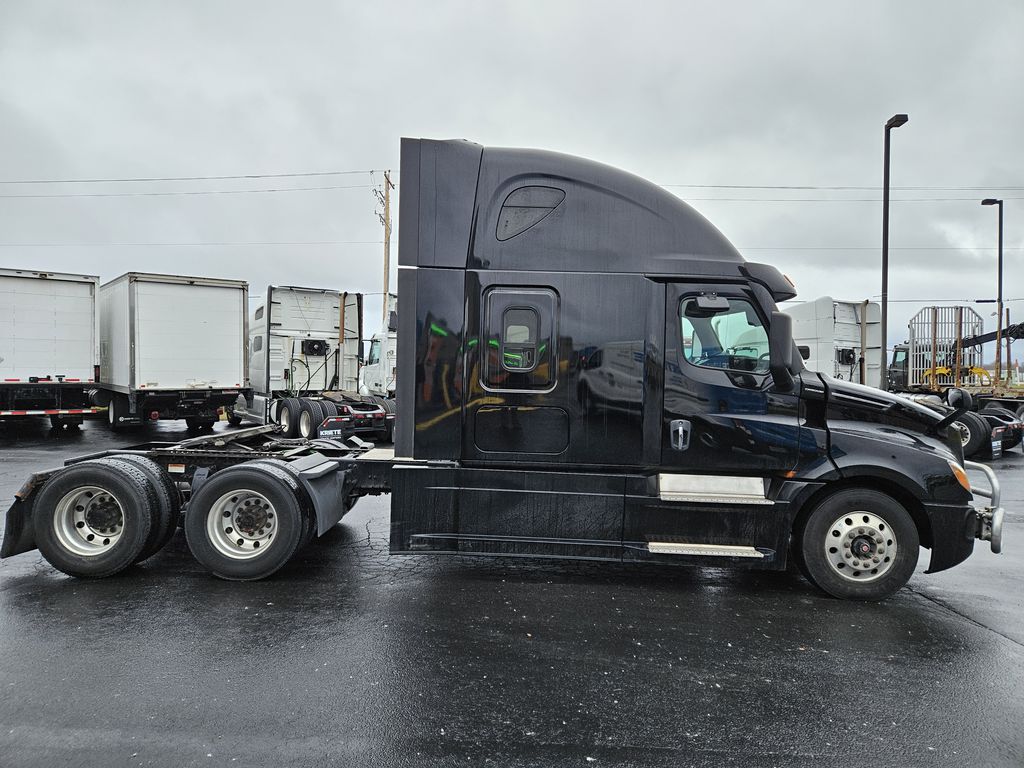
[948,460,971,493]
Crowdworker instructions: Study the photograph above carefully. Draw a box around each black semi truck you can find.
[0,138,1005,600]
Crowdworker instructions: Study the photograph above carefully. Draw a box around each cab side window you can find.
[482,287,557,390]
[367,339,381,365]
[680,296,769,374]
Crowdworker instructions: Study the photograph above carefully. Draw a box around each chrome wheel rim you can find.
[53,485,125,557]
[825,511,897,582]
[206,490,277,560]
[299,410,312,437]
[279,407,291,432]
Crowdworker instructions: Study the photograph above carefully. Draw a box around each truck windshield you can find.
[680,297,769,373]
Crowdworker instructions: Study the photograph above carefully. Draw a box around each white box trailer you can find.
[97,272,250,430]
[0,268,102,427]
[785,296,882,386]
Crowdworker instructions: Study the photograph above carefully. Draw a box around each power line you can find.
[0,240,383,247]
[0,171,1010,190]
[0,183,376,199]
[682,196,1024,202]
[662,184,1024,191]
[0,241,1018,250]
[0,170,382,184]
[740,246,1024,251]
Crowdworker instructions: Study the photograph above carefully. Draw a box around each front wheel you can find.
[797,489,919,601]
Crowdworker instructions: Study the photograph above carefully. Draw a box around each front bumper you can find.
[966,460,1005,554]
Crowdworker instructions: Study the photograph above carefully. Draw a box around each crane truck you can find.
[0,138,1006,601]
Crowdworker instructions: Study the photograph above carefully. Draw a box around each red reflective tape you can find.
[65,378,81,382]
[4,379,19,382]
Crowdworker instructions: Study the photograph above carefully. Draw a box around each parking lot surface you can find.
[1,419,1022,767]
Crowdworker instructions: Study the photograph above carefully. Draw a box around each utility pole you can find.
[376,170,396,327]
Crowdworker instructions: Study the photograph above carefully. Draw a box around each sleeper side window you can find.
[254,306,264,321]
[482,287,557,390]
[252,335,263,353]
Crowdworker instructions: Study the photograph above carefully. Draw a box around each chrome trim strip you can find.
[658,474,773,505]
[647,542,764,558]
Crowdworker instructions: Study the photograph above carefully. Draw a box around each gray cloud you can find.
[1,0,1021,352]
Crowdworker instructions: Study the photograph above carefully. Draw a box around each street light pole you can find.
[982,198,1004,384]
[880,113,909,390]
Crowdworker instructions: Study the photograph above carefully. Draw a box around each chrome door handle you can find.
[670,419,691,451]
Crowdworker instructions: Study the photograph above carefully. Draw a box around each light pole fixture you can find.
[880,113,909,389]
[982,198,1004,383]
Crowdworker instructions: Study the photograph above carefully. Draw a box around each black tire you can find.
[184,464,306,580]
[244,459,317,545]
[788,534,817,586]
[279,397,302,438]
[107,395,128,431]
[297,398,325,439]
[225,408,244,427]
[981,405,1017,419]
[798,489,919,601]
[185,418,216,432]
[320,400,339,419]
[49,415,81,431]
[957,411,989,458]
[33,459,155,578]
[109,455,180,560]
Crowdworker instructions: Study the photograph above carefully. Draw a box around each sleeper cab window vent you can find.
[254,306,264,321]
[496,186,565,241]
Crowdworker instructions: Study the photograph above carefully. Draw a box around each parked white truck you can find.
[0,268,102,429]
[232,285,391,440]
[95,272,251,431]
[359,292,397,399]
[785,296,882,386]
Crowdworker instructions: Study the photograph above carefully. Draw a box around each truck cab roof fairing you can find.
[398,137,797,300]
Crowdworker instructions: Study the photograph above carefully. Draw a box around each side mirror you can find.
[769,312,795,392]
[946,387,973,411]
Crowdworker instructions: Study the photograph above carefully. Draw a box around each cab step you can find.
[647,541,764,558]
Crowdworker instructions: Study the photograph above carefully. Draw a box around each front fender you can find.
[827,421,971,506]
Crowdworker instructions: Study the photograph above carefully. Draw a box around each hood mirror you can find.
[946,388,973,411]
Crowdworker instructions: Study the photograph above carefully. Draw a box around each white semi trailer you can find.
[0,268,102,428]
[95,272,251,431]
[785,296,881,386]
[232,285,390,440]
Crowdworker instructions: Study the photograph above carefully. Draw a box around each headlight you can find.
[948,460,971,493]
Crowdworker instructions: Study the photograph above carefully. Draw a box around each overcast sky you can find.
[1,1,1022,356]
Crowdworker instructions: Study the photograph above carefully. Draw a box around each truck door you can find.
[622,284,804,564]
[661,284,801,474]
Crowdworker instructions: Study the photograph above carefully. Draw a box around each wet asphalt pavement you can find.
[0,420,1022,768]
